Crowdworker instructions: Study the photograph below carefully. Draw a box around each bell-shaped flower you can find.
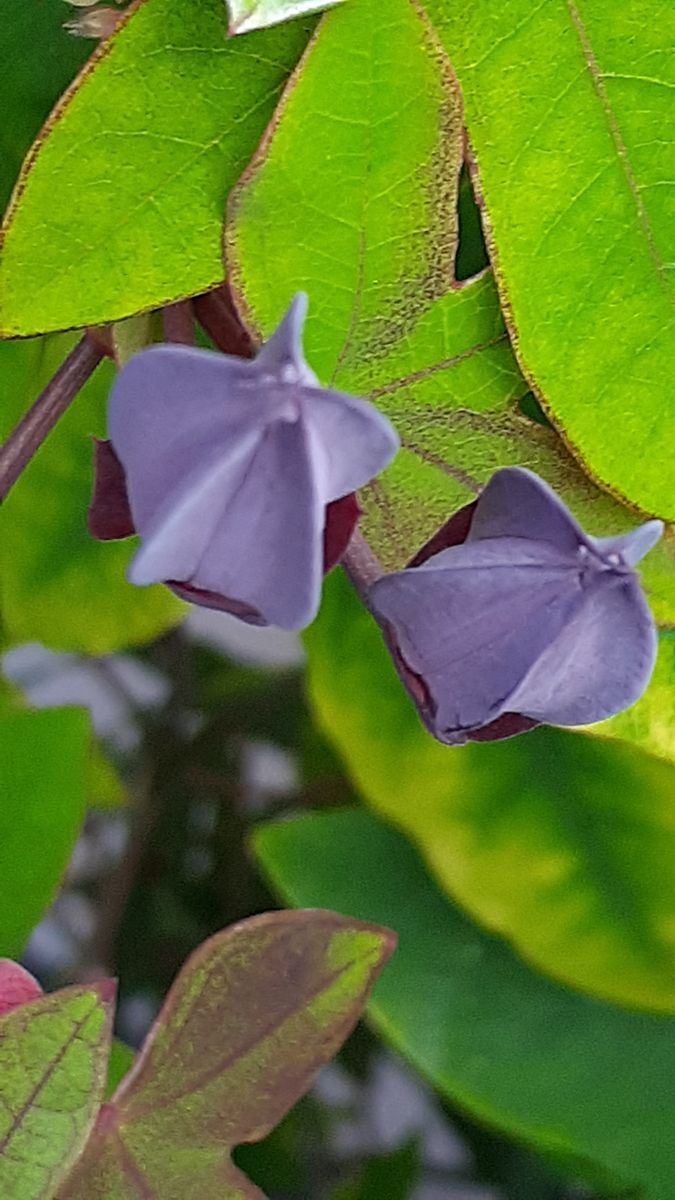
[368,467,663,745]
[92,295,399,630]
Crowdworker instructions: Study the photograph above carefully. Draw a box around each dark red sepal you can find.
[88,438,136,540]
[467,713,539,743]
[323,493,361,573]
[167,581,267,626]
[407,499,477,567]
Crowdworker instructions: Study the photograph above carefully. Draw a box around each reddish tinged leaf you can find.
[0,960,42,1016]
[58,910,395,1199]
[88,438,135,540]
[0,980,115,1200]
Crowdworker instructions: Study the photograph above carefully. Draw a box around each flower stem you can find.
[162,299,195,345]
[341,528,384,608]
[0,334,103,502]
[193,285,254,358]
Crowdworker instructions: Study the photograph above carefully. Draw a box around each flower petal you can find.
[467,466,588,553]
[252,293,317,384]
[130,418,323,630]
[507,572,659,726]
[590,520,665,567]
[369,539,583,743]
[109,345,283,531]
[302,389,400,502]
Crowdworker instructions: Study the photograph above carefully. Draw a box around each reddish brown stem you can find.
[0,334,103,502]
[162,299,195,345]
[193,285,254,358]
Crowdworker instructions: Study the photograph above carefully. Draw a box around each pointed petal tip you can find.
[633,518,665,560]
[253,292,316,382]
[594,518,665,567]
[278,291,310,346]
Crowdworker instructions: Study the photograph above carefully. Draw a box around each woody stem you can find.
[0,333,104,503]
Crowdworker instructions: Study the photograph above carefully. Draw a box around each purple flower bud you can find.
[368,467,663,745]
[96,295,398,630]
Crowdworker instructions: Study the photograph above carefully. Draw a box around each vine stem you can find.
[193,285,254,358]
[0,334,103,502]
[341,528,384,608]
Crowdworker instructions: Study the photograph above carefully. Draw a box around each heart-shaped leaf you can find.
[227,0,675,623]
[303,570,675,1014]
[423,0,675,519]
[58,911,394,1198]
[0,0,311,335]
[256,808,675,1200]
[0,980,114,1200]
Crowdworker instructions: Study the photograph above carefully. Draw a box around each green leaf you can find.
[0,0,89,214]
[304,571,675,1014]
[0,335,182,652]
[0,708,90,958]
[423,0,675,519]
[0,0,311,336]
[255,808,675,1199]
[58,911,395,1199]
[227,0,675,624]
[0,980,114,1200]
[0,668,125,809]
[227,0,343,35]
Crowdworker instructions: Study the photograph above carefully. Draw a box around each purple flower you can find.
[90,295,398,630]
[368,467,663,745]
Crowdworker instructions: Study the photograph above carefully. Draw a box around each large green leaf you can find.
[58,912,394,1199]
[0,0,89,215]
[0,980,114,1200]
[424,0,675,519]
[255,808,675,1199]
[228,0,675,624]
[0,336,182,652]
[0,708,90,957]
[303,571,675,1014]
[0,0,311,336]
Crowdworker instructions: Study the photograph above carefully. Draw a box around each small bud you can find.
[368,467,663,745]
[65,6,122,38]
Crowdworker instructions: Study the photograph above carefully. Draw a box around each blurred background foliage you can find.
[1,3,673,1199]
